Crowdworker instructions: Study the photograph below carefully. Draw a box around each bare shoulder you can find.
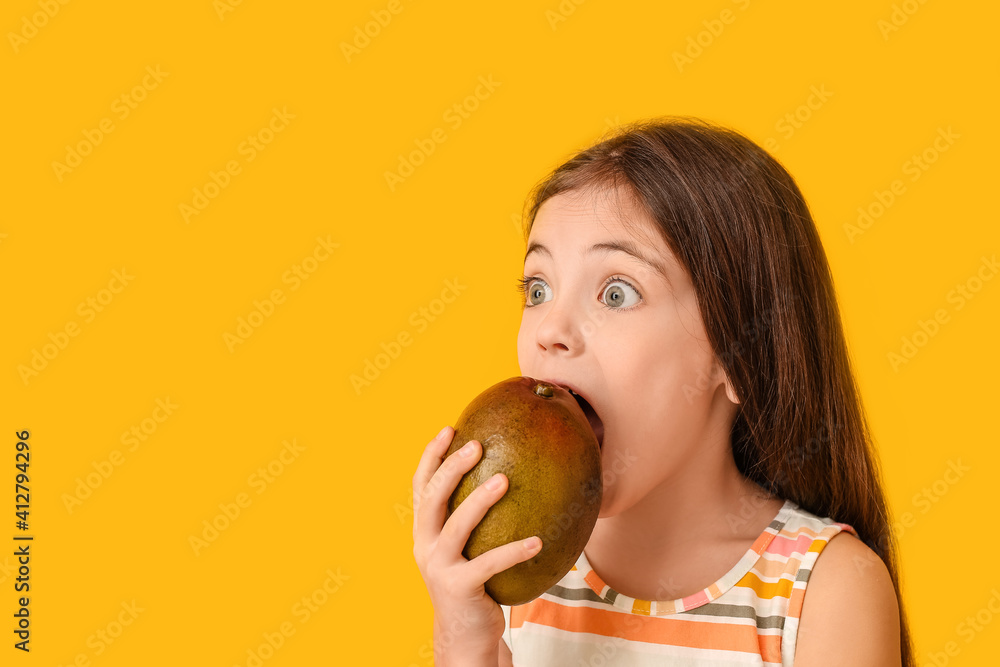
[793,530,902,666]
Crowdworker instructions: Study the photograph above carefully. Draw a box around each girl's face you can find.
[516,187,739,518]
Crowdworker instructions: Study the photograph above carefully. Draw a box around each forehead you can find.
[527,188,680,285]
[533,187,636,232]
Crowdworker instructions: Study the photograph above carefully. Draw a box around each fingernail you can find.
[523,536,541,551]
[436,426,449,440]
[486,473,504,490]
[460,441,477,456]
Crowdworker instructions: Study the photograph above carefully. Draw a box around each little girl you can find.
[412,117,913,666]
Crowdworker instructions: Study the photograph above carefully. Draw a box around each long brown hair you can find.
[518,116,914,664]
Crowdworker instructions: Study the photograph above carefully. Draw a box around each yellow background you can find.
[1,0,997,664]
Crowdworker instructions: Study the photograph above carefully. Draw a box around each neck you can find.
[592,446,767,554]
[584,428,783,602]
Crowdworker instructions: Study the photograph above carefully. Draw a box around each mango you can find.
[445,376,602,606]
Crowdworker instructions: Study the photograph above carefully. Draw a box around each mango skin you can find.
[445,376,602,606]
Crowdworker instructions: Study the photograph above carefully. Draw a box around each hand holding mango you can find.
[444,376,603,606]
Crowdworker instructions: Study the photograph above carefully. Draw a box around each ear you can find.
[719,364,740,405]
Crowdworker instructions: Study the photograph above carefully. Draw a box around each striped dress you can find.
[501,498,858,666]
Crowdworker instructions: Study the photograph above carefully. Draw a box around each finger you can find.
[438,472,509,558]
[462,534,544,589]
[412,426,454,516]
[414,439,482,547]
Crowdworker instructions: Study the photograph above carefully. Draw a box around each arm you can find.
[793,532,902,666]
[413,428,541,666]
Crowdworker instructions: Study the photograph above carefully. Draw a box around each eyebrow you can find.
[523,240,671,285]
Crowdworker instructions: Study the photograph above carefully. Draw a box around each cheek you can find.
[600,345,707,464]
[516,316,534,370]
[618,315,715,404]
[604,339,676,411]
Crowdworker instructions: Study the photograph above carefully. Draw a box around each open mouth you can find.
[567,389,604,449]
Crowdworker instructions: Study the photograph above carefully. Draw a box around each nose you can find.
[533,299,584,355]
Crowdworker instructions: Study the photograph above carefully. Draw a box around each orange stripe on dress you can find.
[734,571,794,600]
[750,529,777,555]
[631,598,650,615]
[787,586,806,618]
[512,597,782,660]
[583,569,607,595]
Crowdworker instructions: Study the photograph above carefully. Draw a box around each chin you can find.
[596,489,623,519]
